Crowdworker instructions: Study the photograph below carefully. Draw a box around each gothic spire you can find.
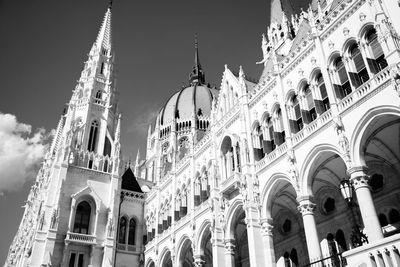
[189,34,205,85]
[94,4,113,53]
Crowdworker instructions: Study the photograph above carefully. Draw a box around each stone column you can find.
[226,151,233,176]
[211,230,226,267]
[260,218,276,267]
[61,243,70,266]
[348,166,383,242]
[68,199,77,232]
[245,206,267,267]
[224,239,236,267]
[358,42,374,77]
[93,208,99,236]
[88,245,95,267]
[297,196,323,262]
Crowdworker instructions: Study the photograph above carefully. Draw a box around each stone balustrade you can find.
[69,149,114,173]
[343,233,400,267]
[65,232,96,245]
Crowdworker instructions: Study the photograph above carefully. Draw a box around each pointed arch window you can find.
[263,116,275,154]
[88,121,99,152]
[118,217,127,244]
[288,94,303,134]
[73,201,91,234]
[365,28,388,73]
[128,218,136,245]
[100,62,105,75]
[95,90,102,99]
[332,57,352,99]
[252,124,264,161]
[348,44,369,87]
[314,73,330,114]
[103,137,111,156]
[302,84,317,123]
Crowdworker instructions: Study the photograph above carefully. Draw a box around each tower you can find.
[5,3,123,267]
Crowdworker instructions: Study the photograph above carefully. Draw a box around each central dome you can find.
[159,84,218,125]
[157,37,218,125]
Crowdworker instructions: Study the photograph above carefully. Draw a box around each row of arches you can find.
[147,106,400,266]
[251,25,389,162]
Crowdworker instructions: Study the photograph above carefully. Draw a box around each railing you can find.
[343,233,400,267]
[292,110,333,147]
[303,253,346,267]
[337,67,391,114]
[69,149,114,173]
[65,232,96,245]
[256,143,288,171]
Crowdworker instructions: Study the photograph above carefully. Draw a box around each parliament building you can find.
[5,0,400,266]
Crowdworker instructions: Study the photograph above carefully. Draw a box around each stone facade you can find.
[5,0,400,267]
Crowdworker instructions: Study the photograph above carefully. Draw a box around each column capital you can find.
[347,166,370,190]
[260,218,274,237]
[297,196,316,216]
[224,239,235,255]
[193,255,205,267]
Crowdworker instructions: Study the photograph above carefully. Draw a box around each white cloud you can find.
[0,112,52,195]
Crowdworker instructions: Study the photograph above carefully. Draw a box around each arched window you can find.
[290,249,299,266]
[103,137,112,157]
[263,116,275,154]
[128,218,136,245]
[379,213,389,227]
[314,73,330,113]
[365,28,388,73]
[100,62,105,75]
[389,209,400,224]
[252,124,264,161]
[95,90,102,99]
[303,84,317,123]
[332,57,352,99]
[289,95,303,134]
[118,217,127,244]
[273,108,286,146]
[283,252,291,267]
[335,229,347,251]
[88,121,99,152]
[221,136,235,178]
[348,44,369,87]
[73,201,91,234]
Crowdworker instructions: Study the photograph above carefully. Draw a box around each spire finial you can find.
[189,33,205,85]
[108,0,113,9]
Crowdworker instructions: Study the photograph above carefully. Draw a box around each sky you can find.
[0,0,279,262]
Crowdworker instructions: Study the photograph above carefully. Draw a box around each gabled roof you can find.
[121,167,143,193]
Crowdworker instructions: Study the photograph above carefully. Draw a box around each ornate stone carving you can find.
[224,239,236,255]
[391,63,400,97]
[333,116,351,166]
[298,202,316,216]
[260,218,273,237]
[286,149,299,190]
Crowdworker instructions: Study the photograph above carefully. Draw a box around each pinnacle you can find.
[95,6,113,52]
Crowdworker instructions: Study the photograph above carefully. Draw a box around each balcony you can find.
[69,149,115,173]
[343,234,400,267]
[65,232,96,245]
[220,172,241,198]
[337,67,391,115]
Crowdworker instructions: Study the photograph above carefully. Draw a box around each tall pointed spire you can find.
[189,34,205,85]
[93,3,113,53]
